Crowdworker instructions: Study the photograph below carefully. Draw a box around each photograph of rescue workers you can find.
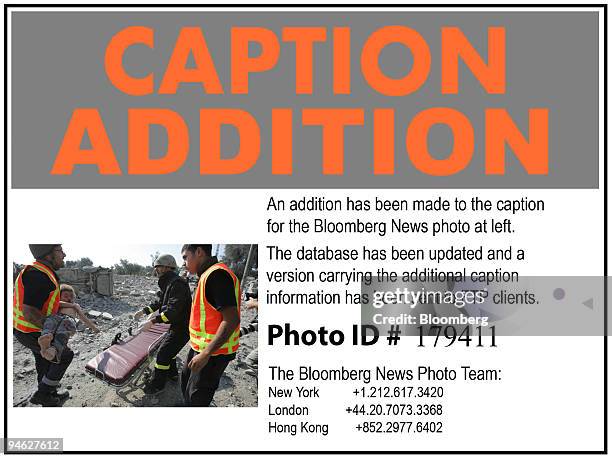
[12,244,258,407]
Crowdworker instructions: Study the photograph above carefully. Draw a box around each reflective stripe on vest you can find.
[13,262,60,333]
[189,263,241,355]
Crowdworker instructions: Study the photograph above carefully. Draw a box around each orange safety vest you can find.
[189,263,240,355]
[13,261,61,333]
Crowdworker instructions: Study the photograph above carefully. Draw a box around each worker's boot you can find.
[167,359,179,381]
[30,390,60,407]
[50,387,70,401]
[143,371,166,395]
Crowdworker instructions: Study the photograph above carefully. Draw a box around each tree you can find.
[64,257,94,268]
[222,244,258,279]
[150,251,160,267]
[112,259,149,275]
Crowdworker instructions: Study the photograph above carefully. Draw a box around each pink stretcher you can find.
[85,323,170,387]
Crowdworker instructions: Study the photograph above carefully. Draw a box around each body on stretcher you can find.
[85,323,170,387]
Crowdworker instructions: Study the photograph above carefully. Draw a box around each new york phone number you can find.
[355,386,444,398]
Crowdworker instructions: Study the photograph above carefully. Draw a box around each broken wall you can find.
[57,267,114,296]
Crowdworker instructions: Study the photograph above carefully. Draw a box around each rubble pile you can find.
[12,274,258,407]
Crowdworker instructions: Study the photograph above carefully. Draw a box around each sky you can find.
[14,244,226,267]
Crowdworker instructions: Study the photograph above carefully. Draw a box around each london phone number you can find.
[348,403,443,416]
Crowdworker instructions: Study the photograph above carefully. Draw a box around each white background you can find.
[1,3,607,455]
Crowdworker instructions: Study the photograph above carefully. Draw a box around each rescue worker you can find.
[13,244,73,406]
[180,244,240,406]
[135,254,192,394]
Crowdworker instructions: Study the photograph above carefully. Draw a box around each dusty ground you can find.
[12,274,258,407]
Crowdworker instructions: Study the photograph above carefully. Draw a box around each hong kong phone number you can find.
[357,421,443,434]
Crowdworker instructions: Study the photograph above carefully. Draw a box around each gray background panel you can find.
[10,11,599,188]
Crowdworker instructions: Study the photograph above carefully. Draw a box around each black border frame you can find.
[3,4,607,455]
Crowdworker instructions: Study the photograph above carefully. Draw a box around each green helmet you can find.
[154,254,177,269]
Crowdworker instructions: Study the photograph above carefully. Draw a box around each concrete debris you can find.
[57,267,114,296]
[101,312,113,320]
[87,310,102,318]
